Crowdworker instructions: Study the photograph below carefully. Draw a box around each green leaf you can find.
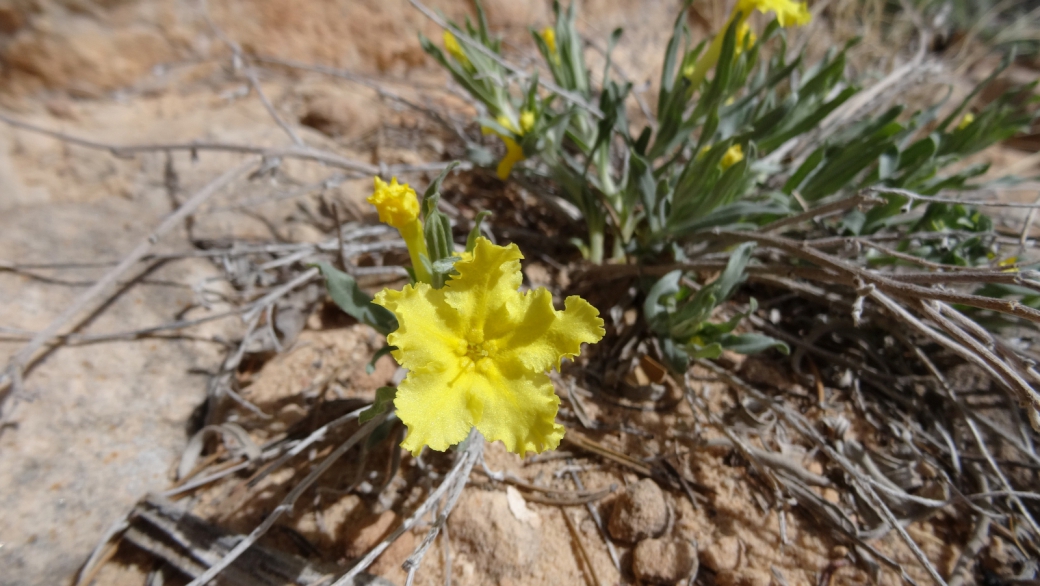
[422,161,461,216]
[644,270,683,335]
[714,242,755,301]
[366,345,396,375]
[719,333,789,355]
[359,386,397,424]
[312,261,398,335]
[689,342,724,359]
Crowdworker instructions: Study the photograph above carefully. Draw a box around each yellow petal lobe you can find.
[497,289,605,373]
[443,30,471,68]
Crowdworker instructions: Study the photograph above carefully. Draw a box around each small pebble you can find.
[716,568,771,586]
[632,537,698,585]
[607,478,668,543]
[701,535,740,571]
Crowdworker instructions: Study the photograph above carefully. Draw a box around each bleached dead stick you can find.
[332,431,480,586]
[402,438,481,586]
[186,411,390,586]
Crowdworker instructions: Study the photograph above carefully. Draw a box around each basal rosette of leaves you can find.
[420,0,1038,368]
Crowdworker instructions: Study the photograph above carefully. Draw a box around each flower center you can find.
[457,337,497,373]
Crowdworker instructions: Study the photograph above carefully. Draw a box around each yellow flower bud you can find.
[542,27,557,54]
[957,112,975,130]
[736,20,757,53]
[721,144,745,170]
[520,110,536,134]
[368,177,420,230]
[443,30,471,68]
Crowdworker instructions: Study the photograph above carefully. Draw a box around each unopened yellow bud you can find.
[542,27,557,54]
[443,30,471,68]
[520,110,536,134]
[721,144,745,170]
[368,177,420,230]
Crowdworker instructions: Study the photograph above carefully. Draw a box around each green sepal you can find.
[466,211,492,252]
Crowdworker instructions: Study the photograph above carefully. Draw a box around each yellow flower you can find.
[957,112,975,130]
[736,0,811,27]
[721,144,744,170]
[367,177,431,283]
[520,110,536,134]
[542,27,557,54]
[374,238,605,457]
[443,30,471,68]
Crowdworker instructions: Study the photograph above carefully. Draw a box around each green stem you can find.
[588,216,605,265]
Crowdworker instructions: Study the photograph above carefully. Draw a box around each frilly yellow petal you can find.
[374,284,461,372]
[444,238,524,334]
[395,366,473,456]
[471,370,565,458]
[497,290,605,373]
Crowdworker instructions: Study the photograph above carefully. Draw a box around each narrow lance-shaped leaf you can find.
[313,261,398,335]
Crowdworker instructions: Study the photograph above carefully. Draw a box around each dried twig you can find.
[332,432,479,586]
[185,412,390,586]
